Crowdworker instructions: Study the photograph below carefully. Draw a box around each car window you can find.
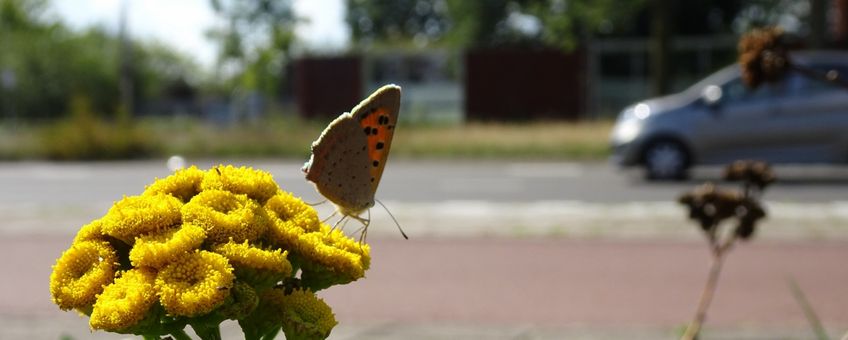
[720,77,781,104]
[786,64,848,96]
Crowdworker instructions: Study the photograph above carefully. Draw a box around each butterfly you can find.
[302,84,407,240]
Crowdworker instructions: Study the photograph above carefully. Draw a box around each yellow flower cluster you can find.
[129,223,206,269]
[89,268,158,331]
[49,165,369,339]
[156,250,235,317]
[50,241,118,310]
[280,288,338,340]
[182,190,268,243]
[143,166,205,202]
[101,194,183,243]
[201,164,278,203]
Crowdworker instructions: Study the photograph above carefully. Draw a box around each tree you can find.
[347,0,450,47]
[0,0,198,120]
[206,0,297,99]
[347,0,646,51]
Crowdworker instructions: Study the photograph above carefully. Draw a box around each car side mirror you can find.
[701,85,723,108]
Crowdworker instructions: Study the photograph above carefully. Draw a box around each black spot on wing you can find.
[373,160,379,167]
[376,142,384,150]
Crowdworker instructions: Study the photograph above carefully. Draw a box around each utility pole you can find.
[809,0,828,48]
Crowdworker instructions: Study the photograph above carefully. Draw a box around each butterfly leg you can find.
[321,210,339,224]
[351,210,371,244]
[338,217,351,232]
[330,215,348,233]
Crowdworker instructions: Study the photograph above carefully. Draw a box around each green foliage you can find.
[2,114,614,160]
[347,0,450,45]
[40,95,159,160]
[347,0,647,51]
[0,0,199,121]
[206,0,297,97]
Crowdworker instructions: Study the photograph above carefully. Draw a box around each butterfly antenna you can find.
[306,199,328,206]
[376,199,408,240]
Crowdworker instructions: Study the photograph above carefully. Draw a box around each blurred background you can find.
[2,0,843,160]
[2,0,848,339]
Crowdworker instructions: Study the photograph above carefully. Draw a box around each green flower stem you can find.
[242,326,263,340]
[260,326,281,340]
[191,322,223,340]
[169,329,193,340]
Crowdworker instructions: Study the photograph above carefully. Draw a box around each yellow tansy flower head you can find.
[298,225,371,291]
[155,250,234,317]
[265,192,320,250]
[212,240,292,288]
[143,166,205,202]
[89,268,157,332]
[280,288,337,340]
[51,164,371,338]
[72,219,105,244]
[129,223,206,269]
[101,194,183,243]
[201,165,278,203]
[181,190,268,243]
[50,241,118,310]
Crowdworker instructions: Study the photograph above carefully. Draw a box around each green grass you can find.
[0,116,614,160]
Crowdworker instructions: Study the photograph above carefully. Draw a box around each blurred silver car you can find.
[610,50,848,179]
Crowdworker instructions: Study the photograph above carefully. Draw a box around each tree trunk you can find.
[650,0,673,96]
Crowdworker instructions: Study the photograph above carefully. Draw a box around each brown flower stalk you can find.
[679,161,771,340]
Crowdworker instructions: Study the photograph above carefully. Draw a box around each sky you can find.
[50,0,349,68]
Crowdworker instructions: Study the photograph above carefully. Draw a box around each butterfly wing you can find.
[303,84,401,216]
[350,85,401,195]
[304,114,373,215]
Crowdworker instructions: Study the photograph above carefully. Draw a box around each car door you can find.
[767,66,848,163]
[694,76,785,164]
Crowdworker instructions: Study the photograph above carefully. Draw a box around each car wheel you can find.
[643,140,689,180]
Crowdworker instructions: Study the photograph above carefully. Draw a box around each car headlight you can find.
[611,103,650,144]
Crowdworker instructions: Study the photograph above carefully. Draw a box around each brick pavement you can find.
[3,235,847,339]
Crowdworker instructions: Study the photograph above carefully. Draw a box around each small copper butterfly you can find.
[302,84,406,240]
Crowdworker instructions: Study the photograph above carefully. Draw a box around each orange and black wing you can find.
[350,85,401,194]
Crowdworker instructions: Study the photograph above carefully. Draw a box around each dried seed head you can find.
[724,160,776,190]
[734,198,766,241]
[678,183,744,232]
[738,26,789,89]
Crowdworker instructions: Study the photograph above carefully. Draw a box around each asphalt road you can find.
[2,159,848,206]
[3,160,847,339]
